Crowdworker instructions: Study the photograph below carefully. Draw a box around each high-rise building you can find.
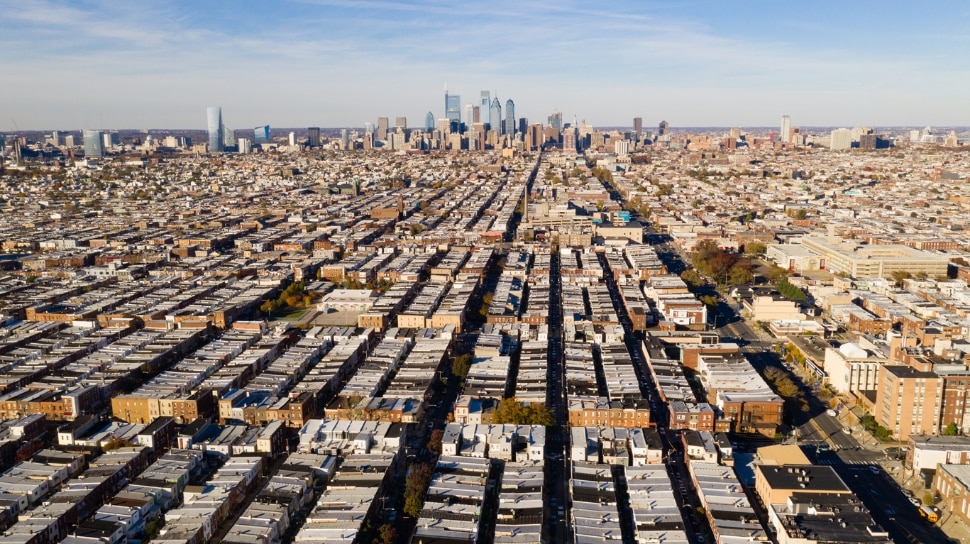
[548,111,562,142]
[238,138,252,154]
[464,104,474,132]
[780,115,791,144]
[480,91,491,127]
[658,120,669,136]
[445,89,461,129]
[830,128,853,150]
[206,106,224,152]
[365,122,375,135]
[395,116,407,130]
[223,124,235,149]
[341,129,350,150]
[254,125,270,145]
[288,132,296,147]
[308,127,321,147]
[518,118,527,136]
[489,98,502,136]
[83,129,104,157]
[562,126,577,155]
[504,99,515,136]
[633,117,642,136]
[377,117,389,140]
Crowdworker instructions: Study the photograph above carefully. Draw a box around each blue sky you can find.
[2,0,968,130]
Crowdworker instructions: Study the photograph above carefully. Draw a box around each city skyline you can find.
[2,1,969,130]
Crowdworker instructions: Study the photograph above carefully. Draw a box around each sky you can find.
[2,0,969,130]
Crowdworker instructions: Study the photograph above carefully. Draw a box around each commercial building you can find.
[800,237,950,279]
[83,129,104,158]
[206,106,224,152]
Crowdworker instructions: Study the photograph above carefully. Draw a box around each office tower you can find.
[519,118,527,136]
[223,124,235,149]
[830,128,853,150]
[83,129,104,157]
[658,120,669,136]
[238,138,252,154]
[562,126,577,155]
[377,117,389,140]
[254,125,270,145]
[102,132,114,150]
[308,127,321,147]
[288,132,296,147]
[615,140,630,157]
[206,106,224,152]
[341,129,350,150]
[445,88,461,128]
[730,127,741,140]
[395,116,407,130]
[548,111,562,142]
[490,98,502,135]
[464,104,474,131]
[480,91,491,127]
[633,117,642,136]
[504,99,515,136]
[780,115,791,144]
[365,122,375,135]
[64,135,74,147]
[424,112,434,132]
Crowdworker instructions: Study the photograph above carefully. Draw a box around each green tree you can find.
[890,270,911,287]
[680,269,704,289]
[744,241,767,255]
[452,353,472,379]
[944,422,959,436]
[403,462,434,517]
[728,265,754,285]
[492,398,553,426]
[376,524,398,544]
[777,278,808,301]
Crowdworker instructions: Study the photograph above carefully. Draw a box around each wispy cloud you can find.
[1,0,968,129]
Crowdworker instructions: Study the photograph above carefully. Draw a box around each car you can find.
[909,498,921,506]
[695,534,705,543]
[869,466,880,474]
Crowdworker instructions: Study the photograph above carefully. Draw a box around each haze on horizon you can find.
[2,0,968,131]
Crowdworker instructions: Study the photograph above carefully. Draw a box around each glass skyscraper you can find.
[254,125,270,145]
[83,129,104,157]
[445,92,461,131]
[480,91,491,128]
[489,98,502,136]
[206,106,224,152]
[504,99,515,136]
[425,111,435,131]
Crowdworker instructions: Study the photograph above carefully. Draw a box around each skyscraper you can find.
[480,91,491,127]
[490,98,502,136]
[658,120,669,136]
[83,129,104,157]
[780,115,791,144]
[308,127,321,147]
[377,117,389,140]
[504,99,515,136]
[341,129,350,150]
[445,89,461,129]
[395,117,407,130]
[633,117,642,136]
[548,111,562,142]
[425,112,435,132]
[464,104,474,132]
[206,106,224,152]
[830,128,853,150]
[254,125,270,145]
